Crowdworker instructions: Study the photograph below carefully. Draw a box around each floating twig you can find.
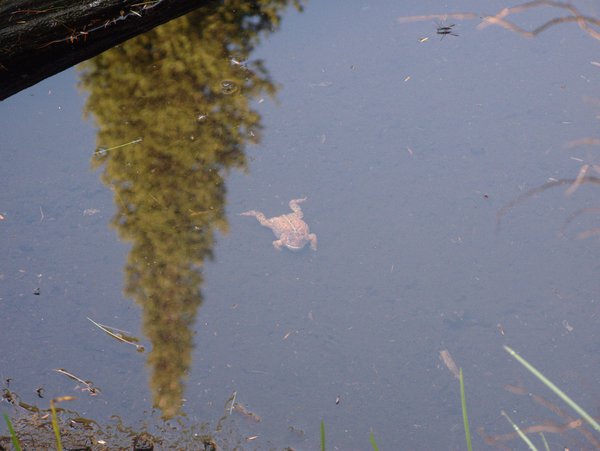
[565,164,590,196]
[233,402,261,422]
[53,368,99,395]
[87,317,145,352]
[228,391,237,415]
[94,138,142,156]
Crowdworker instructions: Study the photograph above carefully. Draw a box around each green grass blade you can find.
[3,413,22,451]
[369,431,379,451]
[50,400,63,451]
[501,410,538,451]
[539,432,550,451]
[320,419,325,451]
[504,346,600,432]
[459,368,473,451]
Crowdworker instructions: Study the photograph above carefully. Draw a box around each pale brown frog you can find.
[240,197,317,251]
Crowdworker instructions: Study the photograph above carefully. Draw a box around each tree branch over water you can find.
[0,0,211,100]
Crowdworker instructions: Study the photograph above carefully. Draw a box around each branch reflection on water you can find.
[398,0,600,41]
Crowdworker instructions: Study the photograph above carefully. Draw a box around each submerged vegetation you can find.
[401,5,600,445]
[478,346,600,449]
[6,345,597,449]
[0,388,232,450]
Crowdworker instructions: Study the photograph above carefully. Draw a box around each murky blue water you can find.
[2,1,600,449]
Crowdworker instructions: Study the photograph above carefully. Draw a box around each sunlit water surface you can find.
[2,1,600,449]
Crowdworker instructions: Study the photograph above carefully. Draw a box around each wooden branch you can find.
[0,0,212,100]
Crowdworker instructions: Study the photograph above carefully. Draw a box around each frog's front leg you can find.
[308,233,318,251]
[240,210,272,227]
[272,238,285,250]
[288,197,307,218]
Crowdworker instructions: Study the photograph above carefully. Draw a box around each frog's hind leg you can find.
[289,197,307,218]
[272,238,285,250]
[308,233,318,250]
[240,210,271,227]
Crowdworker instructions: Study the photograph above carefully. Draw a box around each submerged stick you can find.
[496,176,600,225]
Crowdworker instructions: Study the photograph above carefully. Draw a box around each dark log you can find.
[0,0,212,100]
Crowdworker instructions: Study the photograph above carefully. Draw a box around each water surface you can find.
[2,1,600,449]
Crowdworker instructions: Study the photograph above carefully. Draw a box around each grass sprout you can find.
[540,432,550,451]
[3,413,22,451]
[501,410,538,451]
[50,396,75,451]
[459,368,473,451]
[369,430,379,450]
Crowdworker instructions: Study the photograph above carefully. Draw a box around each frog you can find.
[240,197,317,251]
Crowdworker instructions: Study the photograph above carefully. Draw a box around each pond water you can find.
[2,1,600,449]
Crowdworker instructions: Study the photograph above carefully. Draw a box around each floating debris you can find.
[233,402,261,423]
[565,164,590,196]
[82,208,100,216]
[54,368,99,395]
[309,81,333,88]
[94,138,142,156]
[221,80,238,95]
[227,391,237,415]
[439,349,460,379]
[87,317,145,352]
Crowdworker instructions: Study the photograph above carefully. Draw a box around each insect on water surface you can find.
[436,21,458,39]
